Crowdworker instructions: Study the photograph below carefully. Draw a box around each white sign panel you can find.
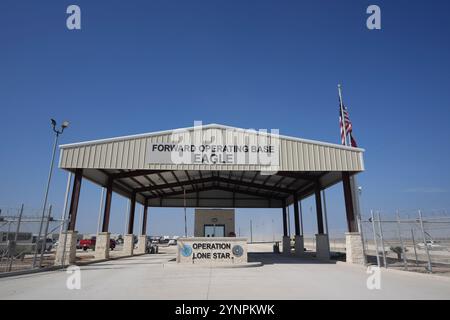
[146,127,280,166]
[147,142,278,165]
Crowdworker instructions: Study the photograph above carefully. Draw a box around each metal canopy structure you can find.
[55,123,366,265]
[58,124,364,209]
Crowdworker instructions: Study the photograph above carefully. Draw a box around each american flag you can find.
[339,103,357,147]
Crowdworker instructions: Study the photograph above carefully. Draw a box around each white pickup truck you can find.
[417,240,444,250]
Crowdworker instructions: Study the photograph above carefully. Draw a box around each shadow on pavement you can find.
[248,252,337,265]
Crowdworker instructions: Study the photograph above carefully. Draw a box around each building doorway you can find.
[204,224,225,237]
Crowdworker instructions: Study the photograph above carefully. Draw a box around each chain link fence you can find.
[361,209,450,274]
[2,204,449,275]
[303,209,450,274]
[0,205,65,273]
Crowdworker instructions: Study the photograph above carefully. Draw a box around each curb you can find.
[164,261,263,269]
[0,265,63,279]
[0,253,148,279]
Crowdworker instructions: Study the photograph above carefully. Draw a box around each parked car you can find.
[168,239,177,246]
[79,237,116,251]
[418,240,444,250]
[80,238,96,251]
[159,238,170,245]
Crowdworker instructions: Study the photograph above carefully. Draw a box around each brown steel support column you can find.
[101,177,113,233]
[282,200,288,237]
[127,192,136,234]
[68,169,83,231]
[142,205,148,235]
[315,185,324,234]
[293,194,300,236]
[342,172,357,232]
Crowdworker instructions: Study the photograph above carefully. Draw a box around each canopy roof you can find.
[59,124,364,208]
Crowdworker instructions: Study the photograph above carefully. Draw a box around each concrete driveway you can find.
[1,248,450,299]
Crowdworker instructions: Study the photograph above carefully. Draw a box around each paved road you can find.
[1,249,450,299]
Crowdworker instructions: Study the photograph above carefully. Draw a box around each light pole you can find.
[32,119,69,268]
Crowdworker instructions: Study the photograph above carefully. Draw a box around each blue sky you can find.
[1,0,450,238]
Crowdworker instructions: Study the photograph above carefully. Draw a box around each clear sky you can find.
[1,0,450,239]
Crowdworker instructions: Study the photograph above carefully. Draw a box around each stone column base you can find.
[94,232,110,260]
[123,234,134,256]
[294,235,305,257]
[345,232,365,264]
[282,236,291,255]
[316,234,330,260]
[55,231,78,266]
[135,235,147,254]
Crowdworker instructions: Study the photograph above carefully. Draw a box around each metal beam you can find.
[214,185,284,200]
[142,205,148,235]
[127,192,136,234]
[135,176,295,195]
[275,171,321,182]
[136,177,214,193]
[111,170,169,180]
[146,184,284,200]
[282,199,288,237]
[217,177,293,194]
[142,175,163,197]
[273,175,286,188]
[157,172,176,193]
[342,172,357,232]
[315,185,324,234]
[293,194,300,236]
[101,177,113,233]
[68,169,83,231]
[99,169,134,196]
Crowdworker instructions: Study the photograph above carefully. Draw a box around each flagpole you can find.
[338,84,367,264]
[338,84,348,146]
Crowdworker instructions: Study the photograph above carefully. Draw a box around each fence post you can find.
[1,217,12,271]
[38,205,53,268]
[356,210,368,265]
[411,228,419,266]
[370,210,381,267]
[7,204,24,272]
[396,210,408,270]
[418,210,432,273]
[377,211,387,268]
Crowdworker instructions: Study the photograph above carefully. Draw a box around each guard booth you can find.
[194,209,235,237]
[54,123,365,266]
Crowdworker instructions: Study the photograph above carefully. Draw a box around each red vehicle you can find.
[79,237,116,251]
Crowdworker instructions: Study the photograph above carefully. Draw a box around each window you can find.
[204,224,225,237]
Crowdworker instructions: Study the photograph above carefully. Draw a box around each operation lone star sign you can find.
[177,238,248,265]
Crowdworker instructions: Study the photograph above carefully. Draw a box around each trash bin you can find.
[273,241,280,253]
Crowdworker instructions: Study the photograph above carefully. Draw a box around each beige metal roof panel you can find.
[58,124,364,172]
